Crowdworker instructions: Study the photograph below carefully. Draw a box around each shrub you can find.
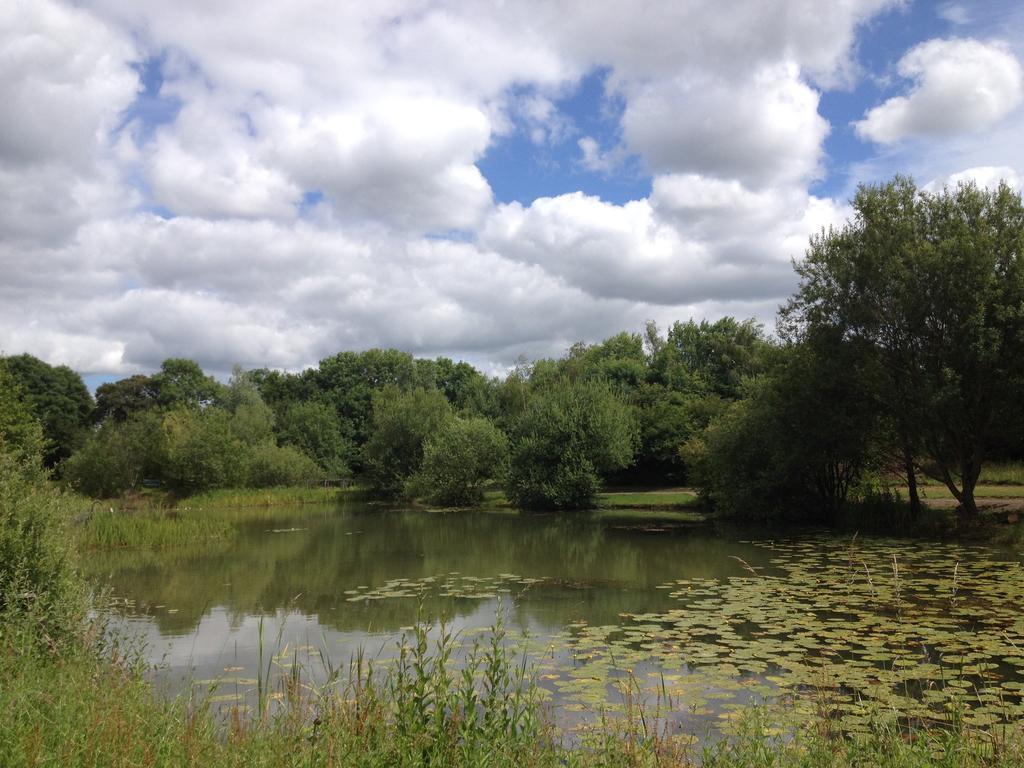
[364,387,453,498]
[162,407,245,495]
[243,441,324,488]
[61,411,167,498]
[413,417,508,506]
[0,451,83,648]
[506,379,637,510]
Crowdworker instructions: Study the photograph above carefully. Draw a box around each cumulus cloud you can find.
[6,0,970,378]
[482,183,847,306]
[621,63,829,187]
[923,165,1023,193]
[0,0,139,245]
[856,38,1024,144]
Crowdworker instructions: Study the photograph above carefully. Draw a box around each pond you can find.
[87,497,1024,738]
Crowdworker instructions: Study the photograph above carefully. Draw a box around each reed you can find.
[77,509,234,549]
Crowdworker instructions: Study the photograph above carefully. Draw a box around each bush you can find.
[243,441,324,488]
[0,451,83,648]
[506,379,637,510]
[61,411,167,498]
[0,366,46,468]
[412,417,508,506]
[364,387,453,498]
[698,342,881,522]
[162,408,244,495]
[277,399,355,477]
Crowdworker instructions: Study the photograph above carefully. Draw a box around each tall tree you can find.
[152,358,224,410]
[94,374,159,423]
[783,177,1024,518]
[0,354,93,465]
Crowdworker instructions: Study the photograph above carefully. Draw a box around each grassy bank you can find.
[598,489,701,510]
[182,484,353,510]
[77,509,235,549]
[72,485,352,550]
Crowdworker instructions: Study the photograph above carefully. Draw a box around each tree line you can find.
[2,176,1023,522]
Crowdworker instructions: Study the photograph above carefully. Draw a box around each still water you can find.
[87,498,1024,736]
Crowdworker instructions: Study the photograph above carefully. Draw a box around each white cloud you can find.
[0,0,138,169]
[937,3,970,25]
[2,0,940,376]
[482,183,848,306]
[856,38,1024,144]
[621,63,829,187]
[923,165,1023,193]
[0,0,139,245]
[577,137,623,173]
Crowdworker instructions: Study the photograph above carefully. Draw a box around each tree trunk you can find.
[938,461,980,521]
[903,450,921,519]
[958,453,982,521]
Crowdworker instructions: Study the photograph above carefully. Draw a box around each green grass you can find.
[476,488,702,513]
[594,507,707,523]
[906,484,1024,499]
[912,462,1024,488]
[77,509,235,550]
[181,485,352,510]
[980,461,1024,485]
[598,489,700,509]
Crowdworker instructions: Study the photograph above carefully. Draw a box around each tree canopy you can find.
[783,177,1024,518]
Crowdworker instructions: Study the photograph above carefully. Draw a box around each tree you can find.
[277,399,355,477]
[314,349,420,449]
[363,387,453,498]
[93,374,159,423]
[506,379,637,510]
[631,383,725,484]
[433,357,498,416]
[784,177,1024,519]
[413,417,509,506]
[0,365,45,470]
[649,318,769,399]
[152,358,224,410]
[61,411,167,498]
[1,354,93,466]
[695,338,882,521]
[161,407,243,495]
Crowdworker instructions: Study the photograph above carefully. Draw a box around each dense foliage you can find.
[413,417,510,506]
[782,177,1024,518]
[1,354,93,466]
[507,379,637,510]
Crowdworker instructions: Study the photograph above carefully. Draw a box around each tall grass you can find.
[979,462,1024,486]
[183,485,351,509]
[77,509,235,550]
[3,616,1024,767]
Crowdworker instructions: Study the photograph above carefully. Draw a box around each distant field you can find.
[597,489,699,509]
[909,484,1024,499]
[477,488,700,511]
[915,462,1024,487]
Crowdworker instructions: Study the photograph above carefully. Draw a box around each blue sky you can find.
[3,0,1024,382]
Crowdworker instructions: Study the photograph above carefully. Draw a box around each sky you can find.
[2,0,1024,383]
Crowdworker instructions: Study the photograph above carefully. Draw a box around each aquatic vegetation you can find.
[536,536,1024,734]
[183,485,351,509]
[78,509,235,549]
